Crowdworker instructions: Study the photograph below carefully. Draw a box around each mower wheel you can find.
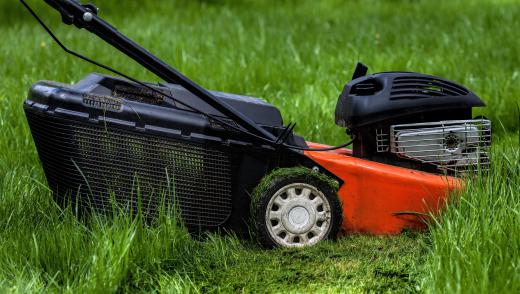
[251,168,342,248]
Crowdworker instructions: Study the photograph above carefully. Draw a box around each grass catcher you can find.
[21,0,492,248]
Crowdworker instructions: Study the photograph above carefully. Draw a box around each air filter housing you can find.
[335,72,491,173]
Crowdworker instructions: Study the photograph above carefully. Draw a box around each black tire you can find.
[251,168,342,248]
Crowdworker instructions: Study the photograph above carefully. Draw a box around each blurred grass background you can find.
[0,0,518,293]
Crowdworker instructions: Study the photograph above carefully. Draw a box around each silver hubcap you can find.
[266,183,332,247]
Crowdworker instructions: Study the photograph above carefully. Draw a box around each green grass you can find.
[0,0,519,292]
[423,136,520,293]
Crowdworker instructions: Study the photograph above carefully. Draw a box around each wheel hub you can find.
[288,206,309,226]
[266,183,332,247]
[282,201,316,234]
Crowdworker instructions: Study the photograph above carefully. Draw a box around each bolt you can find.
[312,166,319,173]
[83,12,93,22]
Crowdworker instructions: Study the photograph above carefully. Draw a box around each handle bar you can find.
[39,0,278,142]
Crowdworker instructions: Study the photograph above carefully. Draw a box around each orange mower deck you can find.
[305,142,461,235]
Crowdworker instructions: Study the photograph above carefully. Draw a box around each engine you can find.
[335,65,491,174]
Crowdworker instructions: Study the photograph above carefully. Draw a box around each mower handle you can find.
[39,0,278,142]
[43,0,91,26]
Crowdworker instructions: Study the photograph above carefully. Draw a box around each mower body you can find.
[21,0,492,248]
[25,71,487,236]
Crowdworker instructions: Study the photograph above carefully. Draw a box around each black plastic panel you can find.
[72,73,284,127]
[335,72,485,128]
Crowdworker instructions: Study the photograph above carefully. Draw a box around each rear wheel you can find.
[251,169,342,248]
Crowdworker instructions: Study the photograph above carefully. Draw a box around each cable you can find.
[20,0,355,152]
[282,136,356,151]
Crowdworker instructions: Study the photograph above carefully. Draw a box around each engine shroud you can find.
[335,71,490,173]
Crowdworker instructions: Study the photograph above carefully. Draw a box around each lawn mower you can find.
[21,0,491,248]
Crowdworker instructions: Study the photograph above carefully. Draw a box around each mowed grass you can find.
[0,0,518,293]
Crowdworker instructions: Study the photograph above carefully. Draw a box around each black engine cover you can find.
[335,72,485,129]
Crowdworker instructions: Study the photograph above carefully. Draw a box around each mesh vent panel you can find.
[26,109,233,227]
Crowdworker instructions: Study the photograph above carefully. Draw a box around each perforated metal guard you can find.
[390,119,491,172]
[375,128,389,152]
[25,109,233,227]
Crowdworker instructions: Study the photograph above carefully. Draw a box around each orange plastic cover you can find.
[304,142,461,235]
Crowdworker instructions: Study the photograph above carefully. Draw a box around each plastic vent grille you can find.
[391,76,469,100]
[25,109,233,227]
[83,94,122,111]
[350,79,382,96]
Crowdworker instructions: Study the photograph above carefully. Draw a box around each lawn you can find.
[0,0,518,293]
